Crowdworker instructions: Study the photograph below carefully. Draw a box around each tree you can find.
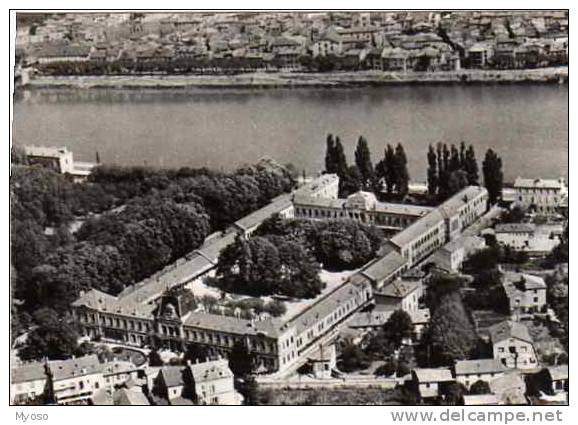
[216,235,324,298]
[393,144,409,197]
[229,341,254,377]
[148,349,164,367]
[447,170,469,195]
[184,343,210,364]
[449,144,461,173]
[333,136,348,177]
[427,144,438,196]
[376,144,397,195]
[464,145,479,185]
[338,165,363,198]
[338,342,370,372]
[19,308,80,361]
[469,380,491,395]
[443,382,467,405]
[324,134,337,174]
[383,310,414,346]
[354,136,374,189]
[502,205,526,223]
[482,149,503,204]
[425,292,477,366]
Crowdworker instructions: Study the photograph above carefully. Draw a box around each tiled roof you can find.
[463,394,501,405]
[413,368,453,383]
[189,358,233,382]
[286,281,366,335]
[113,388,150,406]
[184,312,282,338]
[489,320,533,344]
[502,272,546,294]
[454,359,507,376]
[547,365,568,381]
[376,279,419,298]
[439,235,485,254]
[514,178,566,190]
[11,362,46,384]
[158,366,185,388]
[233,193,293,232]
[360,248,407,283]
[49,355,103,381]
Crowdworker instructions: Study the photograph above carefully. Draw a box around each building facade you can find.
[489,320,538,369]
[513,177,568,214]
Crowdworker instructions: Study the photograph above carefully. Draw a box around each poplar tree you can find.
[334,136,348,177]
[354,136,374,189]
[394,143,409,198]
[427,144,438,196]
[324,134,336,174]
[482,149,503,204]
[464,145,479,185]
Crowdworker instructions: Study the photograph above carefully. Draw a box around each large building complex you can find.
[72,174,489,376]
[513,177,568,214]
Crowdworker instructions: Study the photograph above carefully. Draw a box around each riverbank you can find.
[23,67,568,89]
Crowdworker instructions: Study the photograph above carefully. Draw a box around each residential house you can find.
[410,368,454,401]
[495,223,536,250]
[489,320,538,369]
[188,358,240,405]
[153,366,185,401]
[49,355,105,405]
[502,271,547,315]
[467,42,493,67]
[454,359,506,389]
[374,278,422,312]
[311,34,343,57]
[11,362,47,404]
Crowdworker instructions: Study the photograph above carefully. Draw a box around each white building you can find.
[11,362,47,404]
[495,223,536,250]
[502,271,547,315]
[454,358,506,389]
[49,355,105,405]
[489,320,538,369]
[23,145,96,182]
[410,368,453,400]
[430,235,486,272]
[513,177,568,214]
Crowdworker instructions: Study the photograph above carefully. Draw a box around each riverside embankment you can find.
[23,66,568,89]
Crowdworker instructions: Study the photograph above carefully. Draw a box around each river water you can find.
[12,84,568,182]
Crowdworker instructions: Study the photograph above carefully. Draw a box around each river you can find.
[12,84,568,182]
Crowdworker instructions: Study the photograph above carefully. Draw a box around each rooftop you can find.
[495,223,536,233]
[359,244,408,284]
[375,279,420,299]
[11,362,46,384]
[489,320,533,344]
[189,358,233,382]
[514,177,566,190]
[413,368,453,383]
[454,358,507,376]
[49,355,103,381]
